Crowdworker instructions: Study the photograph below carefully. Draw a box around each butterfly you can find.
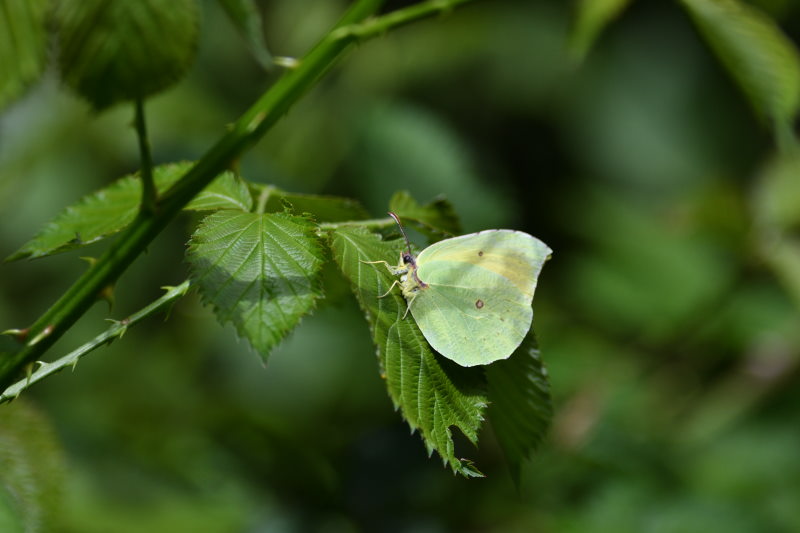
[365,213,551,366]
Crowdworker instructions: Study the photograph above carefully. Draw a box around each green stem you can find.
[255,185,274,215]
[318,217,395,232]
[134,98,156,214]
[0,281,191,404]
[0,0,482,389]
[340,0,477,39]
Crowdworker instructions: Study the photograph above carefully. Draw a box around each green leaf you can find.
[56,0,200,110]
[216,0,273,70]
[0,0,49,110]
[7,162,190,260]
[187,211,325,361]
[260,189,371,222]
[569,0,634,62]
[486,332,552,484]
[680,0,800,132]
[6,163,246,261]
[388,191,462,239]
[185,172,253,212]
[329,226,487,477]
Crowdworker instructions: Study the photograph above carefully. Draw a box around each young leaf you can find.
[260,189,371,222]
[388,191,462,239]
[486,332,552,484]
[217,0,273,70]
[7,163,245,261]
[329,226,487,477]
[7,163,191,261]
[569,0,634,62]
[680,0,800,132]
[0,0,49,110]
[187,211,325,361]
[185,172,253,212]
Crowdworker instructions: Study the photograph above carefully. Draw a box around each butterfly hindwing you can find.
[410,278,533,366]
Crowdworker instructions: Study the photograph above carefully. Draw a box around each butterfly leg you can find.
[360,259,408,276]
[378,279,401,298]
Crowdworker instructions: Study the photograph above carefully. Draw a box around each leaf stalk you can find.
[134,98,156,214]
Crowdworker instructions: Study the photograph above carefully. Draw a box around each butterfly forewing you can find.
[416,230,547,298]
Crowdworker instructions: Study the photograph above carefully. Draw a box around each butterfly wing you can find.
[410,231,551,366]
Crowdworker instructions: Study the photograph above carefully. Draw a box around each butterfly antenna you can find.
[388,212,413,256]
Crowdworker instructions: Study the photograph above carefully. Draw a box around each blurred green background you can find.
[2,0,800,531]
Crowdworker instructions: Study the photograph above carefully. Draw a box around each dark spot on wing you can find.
[475,299,484,309]
[478,250,484,257]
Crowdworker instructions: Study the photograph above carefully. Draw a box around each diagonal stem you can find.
[0,281,192,404]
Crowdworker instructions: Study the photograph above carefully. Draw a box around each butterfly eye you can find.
[402,253,414,264]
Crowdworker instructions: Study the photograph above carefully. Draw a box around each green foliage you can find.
[185,172,254,212]
[388,190,462,238]
[187,211,325,362]
[0,0,49,110]
[5,161,554,474]
[486,333,552,484]
[569,0,634,62]
[55,0,200,110]
[258,189,371,222]
[8,0,800,528]
[6,162,219,260]
[1,282,191,404]
[0,402,64,532]
[329,226,489,476]
[350,102,511,230]
[752,152,800,307]
[680,0,800,136]
[753,151,800,231]
[217,0,273,70]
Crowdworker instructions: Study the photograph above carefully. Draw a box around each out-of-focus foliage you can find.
[0,402,64,533]
[217,0,273,70]
[0,0,49,109]
[681,0,800,141]
[1,0,800,531]
[55,0,200,110]
[569,0,634,62]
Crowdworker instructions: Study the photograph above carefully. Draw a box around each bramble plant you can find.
[0,0,552,479]
[2,0,800,498]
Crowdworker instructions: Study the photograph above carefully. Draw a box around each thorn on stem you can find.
[274,56,300,69]
[2,328,30,343]
[99,284,115,311]
[28,324,54,347]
